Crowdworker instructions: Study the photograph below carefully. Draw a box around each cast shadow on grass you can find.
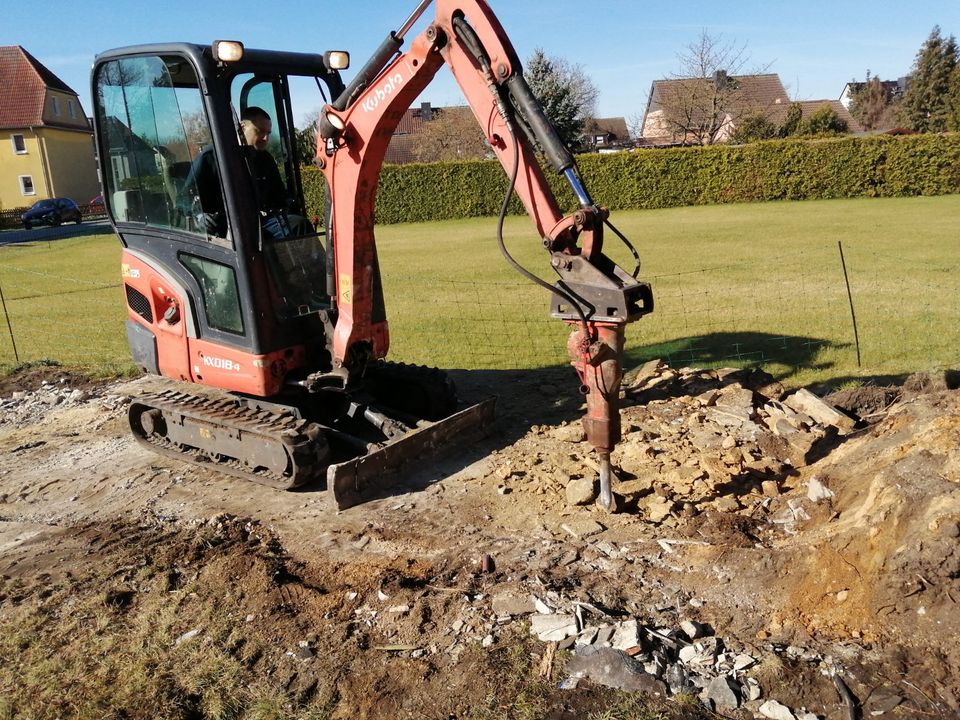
[328,330,838,505]
[625,330,842,383]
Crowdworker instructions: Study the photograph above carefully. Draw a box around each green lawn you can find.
[1,194,957,386]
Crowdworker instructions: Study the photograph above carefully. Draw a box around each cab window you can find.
[94,55,226,240]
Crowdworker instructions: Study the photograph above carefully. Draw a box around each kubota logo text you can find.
[362,72,404,113]
[202,356,240,371]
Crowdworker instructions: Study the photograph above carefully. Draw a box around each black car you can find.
[21,198,82,229]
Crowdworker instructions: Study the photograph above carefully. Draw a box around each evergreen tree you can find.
[949,63,960,131]
[798,106,848,136]
[900,26,959,132]
[779,103,803,137]
[524,49,598,150]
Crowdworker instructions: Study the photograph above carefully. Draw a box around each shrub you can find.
[299,133,960,224]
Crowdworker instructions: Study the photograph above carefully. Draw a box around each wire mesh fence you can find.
[0,233,957,384]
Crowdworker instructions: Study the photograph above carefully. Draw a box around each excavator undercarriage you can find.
[128,364,495,508]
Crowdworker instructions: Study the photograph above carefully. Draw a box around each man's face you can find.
[242,117,272,150]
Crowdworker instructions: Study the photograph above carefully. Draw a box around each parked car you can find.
[88,194,104,208]
[21,198,82,229]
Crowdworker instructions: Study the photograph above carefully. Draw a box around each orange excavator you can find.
[91,0,652,510]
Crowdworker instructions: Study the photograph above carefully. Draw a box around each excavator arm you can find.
[317,0,653,510]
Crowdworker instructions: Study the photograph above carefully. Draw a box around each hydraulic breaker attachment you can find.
[568,323,625,512]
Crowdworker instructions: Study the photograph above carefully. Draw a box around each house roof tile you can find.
[0,45,88,130]
[584,117,629,139]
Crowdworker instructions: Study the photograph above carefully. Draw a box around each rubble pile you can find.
[0,378,90,427]
[0,378,128,429]
[506,587,832,718]
[500,361,862,527]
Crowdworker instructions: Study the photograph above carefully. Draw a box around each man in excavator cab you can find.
[238,106,314,240]
[92,0,653,511]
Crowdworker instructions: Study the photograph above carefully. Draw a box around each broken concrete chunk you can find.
[679,620,711,640]
[561,520,605,539]
[806,476,835,502]
[595,625,615,646]
[534,598,554,615]
[625,358,665,389]
[575,627,599,646]
[640,495,675,523]
[529,613,578,642]
[705,675,742,709]
[551,423,586,443]
[759,699,797,720]
[615,477,654,498]
[491,593,535,617]
[713,495,741,513]
[610,619,640,651]
[565,478,597,506]
[761,480,781,497]
[783,388,856,434]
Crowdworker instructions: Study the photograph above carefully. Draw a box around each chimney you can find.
[714,70,728,90]
[420,101,433,121]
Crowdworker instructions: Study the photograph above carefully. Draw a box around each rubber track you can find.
[129,389,327,490]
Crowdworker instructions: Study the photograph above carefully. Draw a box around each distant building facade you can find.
[0,46,100,209]
[640,71,860,146]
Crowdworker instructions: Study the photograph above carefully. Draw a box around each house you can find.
[640,71,861,146]
[641,72,790,146]
[580,117,630,152]
[0,46,100,210]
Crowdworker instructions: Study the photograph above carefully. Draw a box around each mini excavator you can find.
[91,0,653,510]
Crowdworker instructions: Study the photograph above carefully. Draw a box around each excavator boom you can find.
[317,0,652,507]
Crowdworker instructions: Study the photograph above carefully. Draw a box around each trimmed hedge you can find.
[301,133,960,224]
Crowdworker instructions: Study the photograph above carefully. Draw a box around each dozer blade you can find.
[329,397,496,510]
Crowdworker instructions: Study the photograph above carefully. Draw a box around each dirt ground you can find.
[0,362,958,720]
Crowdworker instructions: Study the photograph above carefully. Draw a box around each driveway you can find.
[0,219,114,246]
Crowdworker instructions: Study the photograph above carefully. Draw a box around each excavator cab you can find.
[92,44,345,396]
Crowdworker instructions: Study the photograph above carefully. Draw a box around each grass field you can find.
[0,194,957,387]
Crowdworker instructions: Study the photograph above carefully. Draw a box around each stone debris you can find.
[515,361,879,531]
[783,388,857,435]
[502,583,826,720]
[529,613,578,642]
[758,699,797,720]
[565,645,668,695]
[560,520,605,539]
[806,476,835,503]
[565,478,597,506]
[0,378,102,427]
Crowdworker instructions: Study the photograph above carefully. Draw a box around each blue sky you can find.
[5,0,960,125]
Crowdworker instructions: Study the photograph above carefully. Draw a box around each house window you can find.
[52,97,61,115]
[12,134,27,154]
[20,176,35,195]
[68,99,77,118]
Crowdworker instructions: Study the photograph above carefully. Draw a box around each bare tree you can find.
[647,30,773,145]
[409,107,491,163]
[848,72,900,131]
